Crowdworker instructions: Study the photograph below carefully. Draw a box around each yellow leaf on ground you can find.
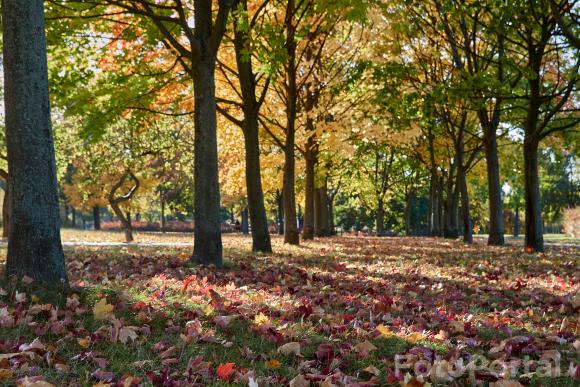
[265,359,281,369]
[377,324,395,338]
[93,299,114,320]
[0,369,13,379]
[78,337,90,348]
[254,312,269,326]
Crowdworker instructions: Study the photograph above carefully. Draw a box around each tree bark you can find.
[513,205,520,237]
[2,0,68,285]
[229,0,272,253]
[241,207,249,235]
[93,205,101,230]
[2,184,9,239]
[160,190,166,233]
[192,56,223,265]
[376,198,385,236]
[458,164,473,243]
[482,123,505,245]
[282,0,299,245]
[276,190,284,235]
[241,111,272,252]
[108,172,139,243]
[444,167,459,238]
[71,207,77,229]
[404,188,415,236]
[315,184,331,237]
[302,148,316,240]
[523,139,544,251]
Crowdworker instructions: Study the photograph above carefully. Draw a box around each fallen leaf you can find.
[216,362,235,381]
[278,342,301,356]
[377,324,395,338]
[361,365,381,376]
[289,374,310,387]
[78,337,90,348]
[93,299,114,320]
[265,359,281,369]
[353,340,377,356]
[254,313,269,326]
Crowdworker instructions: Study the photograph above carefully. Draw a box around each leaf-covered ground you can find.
[0,235,579,386]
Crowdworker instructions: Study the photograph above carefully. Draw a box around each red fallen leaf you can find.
[216,362,235,380]
[296,300,313,318]
[131,301,149,312]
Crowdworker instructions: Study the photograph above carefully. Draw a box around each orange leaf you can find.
[216,363,235,380]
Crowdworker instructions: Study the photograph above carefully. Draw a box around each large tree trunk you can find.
[2,0,68,285]
[2,184,9,239]
[1,171,10,239]
[523,139,544,251]
[93,205,101,230]
[192,56,223,266]
[282,0,299,245]
[302,148,316,240]
[232,4,272,253]
[483,126,505,245]
[241,111,272,252]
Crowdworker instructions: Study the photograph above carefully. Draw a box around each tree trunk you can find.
[2,185,10,239]
[513,205,520,237]
[523,139,544,251]
[192,56,223,266]
[484,126,505,245]
[2,0,68,285]
[241,207,249,235]
[241,111,272,252]
[458,165,473,243]
[404,189,414,236]
[328,194,336,236]
[93,205,101,230]
[376,198,385,236]
[231,0,271,253]
[109,200,134,242]
[444,169,459,238]
[437,175,444,236]
[302,151,316,240]
[108,172,139,243]
[71,207,77,229]
[160,191,166,233]
[282,0,299,245]
[276,190,284,235]
[315,185,331,237]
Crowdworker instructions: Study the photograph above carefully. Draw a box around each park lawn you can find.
[0,235,579,386]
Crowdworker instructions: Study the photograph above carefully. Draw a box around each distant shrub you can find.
[563,208,579,237]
